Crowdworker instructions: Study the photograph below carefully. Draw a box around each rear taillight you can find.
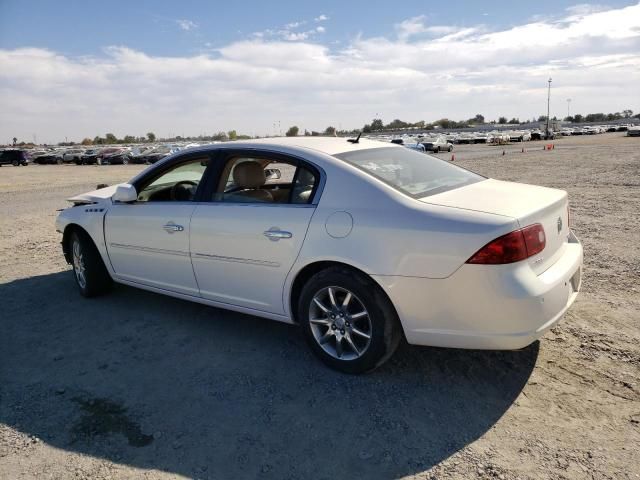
[466,224,546,265]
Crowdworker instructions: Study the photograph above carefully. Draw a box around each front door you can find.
[105,156,210,296]
[190,150,321,314]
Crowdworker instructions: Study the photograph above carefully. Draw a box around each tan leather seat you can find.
[230,161,273,202]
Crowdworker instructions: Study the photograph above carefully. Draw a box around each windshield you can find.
[335,147,484,198]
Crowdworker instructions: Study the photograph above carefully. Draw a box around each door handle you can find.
[163,223,184,233]
[263,229,292,241]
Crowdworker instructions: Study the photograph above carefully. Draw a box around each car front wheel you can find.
[298,267,402,373]
[69,230,113,297]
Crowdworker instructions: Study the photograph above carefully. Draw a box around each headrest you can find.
[233,161,266,189]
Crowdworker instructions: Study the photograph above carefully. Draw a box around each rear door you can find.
[190,149,321,314]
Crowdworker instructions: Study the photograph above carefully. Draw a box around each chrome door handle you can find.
[263,229,292,241]
[163,223,184,233]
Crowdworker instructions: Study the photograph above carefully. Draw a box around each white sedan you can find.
[56,137,583,373]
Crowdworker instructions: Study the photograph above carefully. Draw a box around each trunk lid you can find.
[422,179,569,274]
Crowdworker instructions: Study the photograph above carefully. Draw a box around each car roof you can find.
[223,136,399,156]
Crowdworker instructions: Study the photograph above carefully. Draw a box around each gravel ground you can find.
[1,133,639,479]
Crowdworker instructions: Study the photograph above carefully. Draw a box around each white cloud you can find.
[316,26,326,33]
[314,14,329,22]
[176,19,198,31]
[0,3,639,142]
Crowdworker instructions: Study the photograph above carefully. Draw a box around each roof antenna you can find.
[347,131,362,144]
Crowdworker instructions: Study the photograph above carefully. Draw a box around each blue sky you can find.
[1,0,636,56]
[1,1,639,142]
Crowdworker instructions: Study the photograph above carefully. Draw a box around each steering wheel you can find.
[170,180,198,201]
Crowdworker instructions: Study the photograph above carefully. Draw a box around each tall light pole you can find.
[546,78,552,138]
[566,98,571,120]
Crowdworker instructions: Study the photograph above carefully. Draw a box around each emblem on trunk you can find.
[557,217,563,234]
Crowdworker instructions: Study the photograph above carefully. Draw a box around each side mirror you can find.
[112,183,137,203]
[264,168,281,180]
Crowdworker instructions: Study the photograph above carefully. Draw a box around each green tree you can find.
[81,138,93,145]
[473,114,485,124]
[105,133,118,144]
[371,118,384,131]
[146,132,156,142]
[386,119,409,129]
[498,116,507,124]
[362,124,372,133]
[213,131,228,141]
[285,126,299,137]
[623,109,633,118]
[228,130,237,140]
[12,137,17,145]
[537,115,548,122]
[324,126,336,136]
[508,118,520,124]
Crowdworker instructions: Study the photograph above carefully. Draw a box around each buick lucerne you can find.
[56,137,583,373]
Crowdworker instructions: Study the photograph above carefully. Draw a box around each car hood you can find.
[67,184,122,204]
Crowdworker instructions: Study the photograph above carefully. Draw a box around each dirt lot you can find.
[1,133,639,479]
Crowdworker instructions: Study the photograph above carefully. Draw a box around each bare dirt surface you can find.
[1,133,639,479]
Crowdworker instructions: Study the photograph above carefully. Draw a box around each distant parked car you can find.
[62,148,85,164]
[97,148,129,165]
[78,148,102,165]
[420,135,453,152]
[32,150,64,164]
[627,126,640,137]
[0,149,29,166]
[136,146,177,164]
[403,143,426,153]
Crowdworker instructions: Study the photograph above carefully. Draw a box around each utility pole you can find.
[566,98,571,120]
[546,78,552,138]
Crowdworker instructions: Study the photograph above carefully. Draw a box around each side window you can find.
[137,157,209,202]
[214,155,317,204]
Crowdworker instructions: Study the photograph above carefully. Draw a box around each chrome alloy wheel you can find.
[309,286,372,360]
[72,240,87,289]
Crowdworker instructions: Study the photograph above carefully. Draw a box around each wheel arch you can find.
[61,223,91,264]
[287,260,400,328]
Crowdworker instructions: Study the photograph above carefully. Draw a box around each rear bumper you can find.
[373,231,583,350]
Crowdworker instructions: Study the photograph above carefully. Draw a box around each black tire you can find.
[433,146,439,153]
[297,266,402,374]
[122,157,129,165]
[56,158,63,165]
[448,146,453,152]
[68,230,113,297]
[12,159,19,166]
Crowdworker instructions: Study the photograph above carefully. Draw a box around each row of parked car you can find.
[380,123,638,150]
[0,143,211,166]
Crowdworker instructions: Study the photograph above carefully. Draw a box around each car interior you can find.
[216,157,317,204]
[134,155,318,204]
[136,158,209,202]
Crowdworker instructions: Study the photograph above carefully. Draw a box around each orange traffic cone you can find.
[451,154,455,161]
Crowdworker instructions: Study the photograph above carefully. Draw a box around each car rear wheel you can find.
[433,146,439,153]
[69,230,113,297]
[298,266,402,374]
[12,159,19,166]
[122,157,129,165]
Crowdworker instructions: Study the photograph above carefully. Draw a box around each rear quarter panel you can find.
[284,154,520,315]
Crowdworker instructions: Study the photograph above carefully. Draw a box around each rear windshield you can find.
[335,147,484,198]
